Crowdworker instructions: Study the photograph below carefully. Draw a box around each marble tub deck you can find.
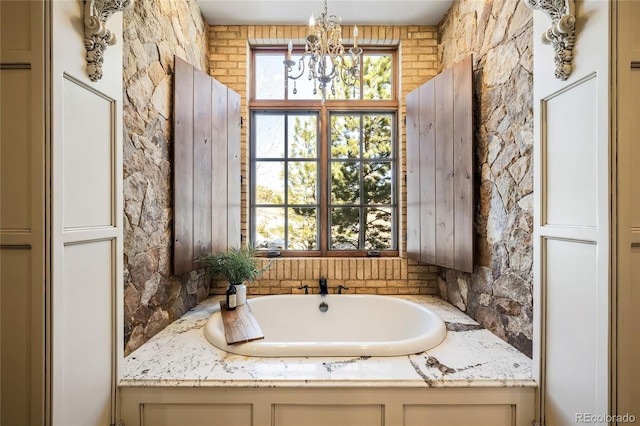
[120,295,535,389]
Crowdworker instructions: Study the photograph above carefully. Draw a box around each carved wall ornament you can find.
[524,0,576,80]
[84,0,133,82]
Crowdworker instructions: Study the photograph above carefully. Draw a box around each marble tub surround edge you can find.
[120,295,535,389]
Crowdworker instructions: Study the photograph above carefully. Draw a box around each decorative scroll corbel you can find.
[524,0,576,80]
[83,0,133,82]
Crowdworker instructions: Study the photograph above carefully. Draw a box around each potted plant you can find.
[197,243,271,309]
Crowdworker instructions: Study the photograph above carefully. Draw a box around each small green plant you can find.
[197,243,271,285]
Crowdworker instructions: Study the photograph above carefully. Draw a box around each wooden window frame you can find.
[249,48,399,258]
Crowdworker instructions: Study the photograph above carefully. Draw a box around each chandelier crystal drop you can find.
[284,0,362,104]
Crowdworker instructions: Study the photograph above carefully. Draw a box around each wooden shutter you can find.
[406,89,421,260]
[174,57,195,274]
[405,55,473,273]
[419,80,437,265]
[227,89,241,249]
[452,56,473,272]
[193,65,213,261]
[434,65,455,269]
[173,57,241,275]
[210,78,228,253]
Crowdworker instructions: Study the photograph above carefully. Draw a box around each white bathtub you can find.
[203,294,447,357]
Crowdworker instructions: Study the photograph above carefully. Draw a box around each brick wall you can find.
[207,25,439,296]
[209,258,439,295]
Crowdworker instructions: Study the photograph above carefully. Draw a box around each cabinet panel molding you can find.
[273,404,383,426]
[120,386,535,426]
[142,403,252,426]
[404,404,513,426]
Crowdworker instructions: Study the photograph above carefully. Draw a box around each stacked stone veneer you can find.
[207,25,440,296]
[120,0,535,356]
[122,0,210,355]
[437,0,534,356]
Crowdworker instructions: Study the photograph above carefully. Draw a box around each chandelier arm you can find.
[285,55,307,81]
[338,65,354,85]
[324,58,340,80]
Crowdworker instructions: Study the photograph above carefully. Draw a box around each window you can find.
[252,112,320,251]
[250,48,398,256]
[329,112,395,251]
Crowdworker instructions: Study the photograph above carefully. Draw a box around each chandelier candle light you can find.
[284,0,362,103]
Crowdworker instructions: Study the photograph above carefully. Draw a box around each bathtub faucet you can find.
[319,277,328,295]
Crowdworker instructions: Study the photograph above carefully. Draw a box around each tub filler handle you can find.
[319,277,328,295]
[319,302,329,312]
[337,285,350,294]
[297,284,309,294]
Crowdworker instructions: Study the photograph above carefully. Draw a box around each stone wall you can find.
[122,0,210,355]
[437,0,534,356]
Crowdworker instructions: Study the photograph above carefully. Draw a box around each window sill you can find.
[256,251,400,259]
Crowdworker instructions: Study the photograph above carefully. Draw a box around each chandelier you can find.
[284,0,362,103]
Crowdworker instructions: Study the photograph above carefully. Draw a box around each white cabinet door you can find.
[0,1,46,425]
[49,1,124,425]
[616,0,640,419]
[532,0,611,424]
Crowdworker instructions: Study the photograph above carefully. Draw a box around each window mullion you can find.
[283,113,289,250]
[359,114,365,251]
[320,107,328,255]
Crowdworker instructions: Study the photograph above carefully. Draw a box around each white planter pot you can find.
[235,283,247,305]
